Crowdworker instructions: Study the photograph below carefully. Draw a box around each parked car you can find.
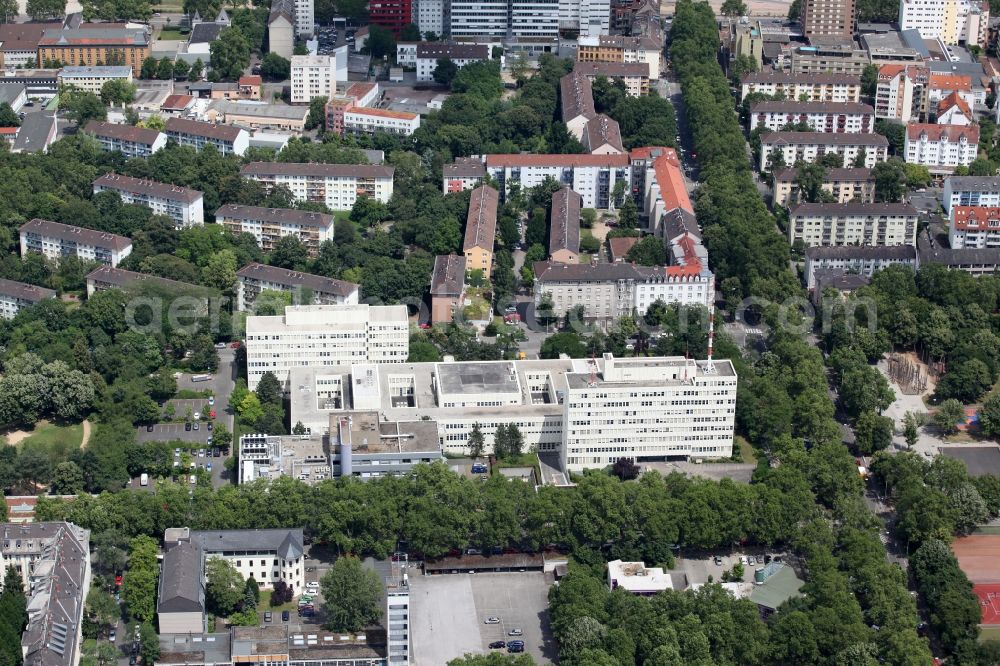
[208,396,215,406]
[207,422,213,431]
[489,641,506,649]
[713,556,723,565]
[193,423,200,430]
[185,422,192,431]
[282,610,290,621]
[146,424,154,432]
[214,342,226,349]
[484,617,501,624]
[189,475,196,484]
[264,612,272,622]
[193,412,200,420]
[508,628,523,636]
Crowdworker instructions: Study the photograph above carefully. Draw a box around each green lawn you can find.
[736,436,757,465]
[494,451,541,481]
[157,27,185,40]
[259,590,297,612]
[981,625,1000,642]
[19,422,84,462]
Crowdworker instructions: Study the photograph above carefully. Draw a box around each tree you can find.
[872,159,906,202]
[861,64,878,98]
[61,89,107,125]
[140,56,157,80]
[875,119,905,155]
[0,0,16,21]
[51,461,85,495]
[792,163,827,203]
[854,410,893,455]
[729,54,758,84]
[618,196,638,230]
[255,372,283,406]
[122,536,158,623]
[320,556,382,632]
[903,411,921,448]
[270,580,293,606]
[350,195,389,228]
[540,332,587,358]
[611,458,639,480]
[189,58,205,82]
[210,28,251,80]
[0,103,19,127]
[433,58,458,86]
[100,79,137,105]
[721,0,749,15]
[85,587,120,635]
[624,236,666,265]
[292,421,307,435]
[172,59,190,81]
[399,23,421,41]
[139,622,160,665]
[468,422,485,459]
[26,0,64,20]
[205,558,245,616]
[494,423,524,459]
[851,147,867,168]
[980,393,1000,438]
[363,24,395,60]
[934,399,966,435]
[306,95,328,130]
[260,52,290,81]
[236,393,265,426]
[156,57,174,80]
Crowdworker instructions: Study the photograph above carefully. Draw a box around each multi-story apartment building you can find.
[559,0,611,36]
[790,42,869,76]
[216,204,334,255]
[57,65,132,95]
[462,185,498,276]
[83,121,165,158]
[583,114,624,154]
[324,82,381,136]
[918,227,1000,276]
[549,187,581,264]
[84,265,201,297]
[749,100,875,133]
[904,123,979,174]
[19,218,132,266]
[788,202,919,247]
[773,167,875,206]
[804,245,918,289]
[290,54,338,103]
[430,254,465,324]
[800,0,856,39]
[927,72,982,107]
[561,70,597,140]
[369,0,412,35]
[37,27,150,76]
[244,304,409,389]
[289,354,737,472]
[236,262,359,312]
[577,34,661,79]
[0,278,54,319]
[573,61,650,96]
[442,157,487,194]
[1,523,91,666]
[759,132,889,170]
[937,92,973,125]
[950,206,1000,248]
[874,64,928,122]
[164,117,249,156]
[93,173,205,229]
[415,43,490,82]
[485,153,631,209]
[241,162,394,211]
[449,0,560,37]
[415,0,444,35]
[343,107,420,136]
[899,0,989,46]
[740,71,862,103]
[268,0,295,59]
[643,148,694,233]
[942,175,1000,215]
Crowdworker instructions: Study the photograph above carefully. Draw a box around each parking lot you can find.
[675,552,787,586]
[408,572,555,665]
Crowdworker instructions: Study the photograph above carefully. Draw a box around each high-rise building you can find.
[290,54,339,103]
[449,0,560,37]
[369,0,413,35]
[799,0,856,40]
[415,0,445,35]
[899,0,989,46]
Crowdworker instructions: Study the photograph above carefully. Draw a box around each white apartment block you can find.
[904,123,979,173]
[415,0,444,35]
[57,65,132,95]
[559,0,610,37]
[19,218,132,266]
[396,42,418,67]
[93,173,205,229]
[236,262,359,312]
[759,132,889,170]
[240,162,394,211]
[288,354,737,472]
[415,43,491,82]
[165,117,249,156]
[804,245,918,289]
[874,64,928,122]
[449,0,560,37]
[749,101,874,133]
[244,304,409,390]
[950,206,1000,248]
[290,55,339,103]
[84,120,166,158]
[484,153,630,209]
[789,202,919,247]
[898,0,989,46]
[942,175,1000,215]
[216,204,334,255]
[0,278,54,319]
[343,107,420,136]
[739,71,862,103]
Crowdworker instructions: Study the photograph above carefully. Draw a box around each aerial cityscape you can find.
[0,0,998,664]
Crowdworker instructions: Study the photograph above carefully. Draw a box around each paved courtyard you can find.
[408,572,555,665]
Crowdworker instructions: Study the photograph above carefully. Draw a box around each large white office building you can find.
[290,54,339,103]
[93,173,205,229]
[19,218,132,266]
[789,202,919,247]
[288,354,738,473]
[240,162,394,211]
[245,304,409,390]
[898,0,989,46]
[559,0,610,36]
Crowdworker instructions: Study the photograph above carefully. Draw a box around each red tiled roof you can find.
[345,81,377,99]
[929,72,972,91]
[161,93,194,110]
[485,153,630,168]
[608,235,639,261]
[239,75,262,86]
[628,146,675,161]
[906,123,979,143]
[953,206,1000,230]
[652,152,693,214]
[937,91,971,118]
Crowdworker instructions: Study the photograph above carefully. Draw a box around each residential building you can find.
[37,27,150,76]
[549,187,581,264]
[396,41,418,66]
[0,278,54,319]
[950,206,1000,248]
[369,0,412,35]
[19,218,132,266]
[84,265,202,297]
[241,162,394,211]
[874,64,928,122]
[740,71,862,103]
[9,111,58,154]
[216,204,334,255]
[290,54,339,103]
[582,114,624,155]
[639,147,693,226]
[430,254,464,325]
[448,0,560,38]
[415,0,445,35]
[157,539,205,635]
[748,100,874,133]
[790,41,869,76]
[324,82,382,136]
[937,92,973,125]
[773,167,875,206]
[244,304,409,389]
[899,0,990,46]
[1,523,91,666]
[343,107,421,136]
[238,75,262,100]
[560,0,611,37]
[904,123,979,173]
[161,93,195,116]
[204,100,310,132]
[573,61,650,96]
[804,245,918,289]
[608,560,674,595]
[93,173,205,229]
[83,121,166,158]
[332,412,442,479]
[577,34,661,79]
[288,354,738,472]
[728,20,764,68]
[918,226,1000,275]
[385,561,410,665]
[928,72,981,107]
[759,132,889,170]
[0,23,61,68]
[268,0,294,59]
[942,175,1000,215]
[788,202,919,246]
[415,43,491,82]
[463,185,499,276]
[485,153,631,209]
[442,157,487,194]
[57,65,132,95]
[164,118,249,156]
[800,0,856,39]
[560,70,596,140]
[236,262,359,312]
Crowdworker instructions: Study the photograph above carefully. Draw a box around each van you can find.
[140,473,148,487]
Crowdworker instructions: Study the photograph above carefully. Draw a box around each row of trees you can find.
[139,56,204,83]
[0,567,27,666]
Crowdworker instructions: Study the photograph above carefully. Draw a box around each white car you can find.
[193,412,200,420]
[208,396,215,406]
[306,582,320,589]
[484,617,501,625]
[189,475,197,484]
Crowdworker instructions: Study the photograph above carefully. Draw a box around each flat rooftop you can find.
[437,361,521,396]
[334,411,440,453]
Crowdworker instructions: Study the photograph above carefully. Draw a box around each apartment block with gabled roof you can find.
[462,185,499,277]
[19,218,132,266]
[93,173,204,229]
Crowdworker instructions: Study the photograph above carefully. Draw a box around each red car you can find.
[230,341,242,349]
[209,410,216,419]
[114,574,123,587]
